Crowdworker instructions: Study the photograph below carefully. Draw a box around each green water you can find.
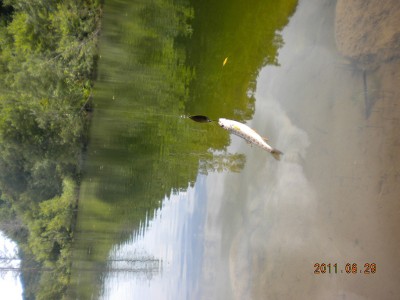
[67,0,297,298]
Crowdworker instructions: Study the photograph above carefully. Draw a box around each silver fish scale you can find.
[229,126,268,151]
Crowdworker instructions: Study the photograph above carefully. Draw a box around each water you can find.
[65,0,400,299]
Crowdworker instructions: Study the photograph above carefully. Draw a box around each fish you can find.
[218,118,283,160]
[222,57,228,66]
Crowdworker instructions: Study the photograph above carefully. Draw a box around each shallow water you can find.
[67,0,400,299]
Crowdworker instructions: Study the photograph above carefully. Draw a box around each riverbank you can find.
[0,1,102,298]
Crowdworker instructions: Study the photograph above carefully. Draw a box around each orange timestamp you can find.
[314,263,376,274]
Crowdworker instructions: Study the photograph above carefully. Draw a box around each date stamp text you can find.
[314,263,376,274]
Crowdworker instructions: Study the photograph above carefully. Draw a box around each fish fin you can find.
[271,149,283,161]
[262,136,269,142]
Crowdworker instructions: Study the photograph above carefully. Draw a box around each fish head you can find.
[218,118,238,130]
[218,118,228,129]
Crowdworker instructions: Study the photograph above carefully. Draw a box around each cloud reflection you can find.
[101,178,207,300]
[198,71,343,300]
[230,92,322,299]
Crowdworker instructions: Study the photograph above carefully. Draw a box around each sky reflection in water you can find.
[102,177,206,300]
[103,0,400,299]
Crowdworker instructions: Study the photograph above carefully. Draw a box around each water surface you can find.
[68,0,400,299]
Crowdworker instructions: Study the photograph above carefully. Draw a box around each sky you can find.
[0,231,23,300]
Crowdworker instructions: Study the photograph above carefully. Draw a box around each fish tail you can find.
[270,148,283,161]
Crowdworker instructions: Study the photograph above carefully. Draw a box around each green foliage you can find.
[0,0,101,195]
[199,152,246,174]
[25,178,76,299]
[0,197,28,241]
[0,0,101,298]
[28,178,75,263]
[0,1,14,24]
